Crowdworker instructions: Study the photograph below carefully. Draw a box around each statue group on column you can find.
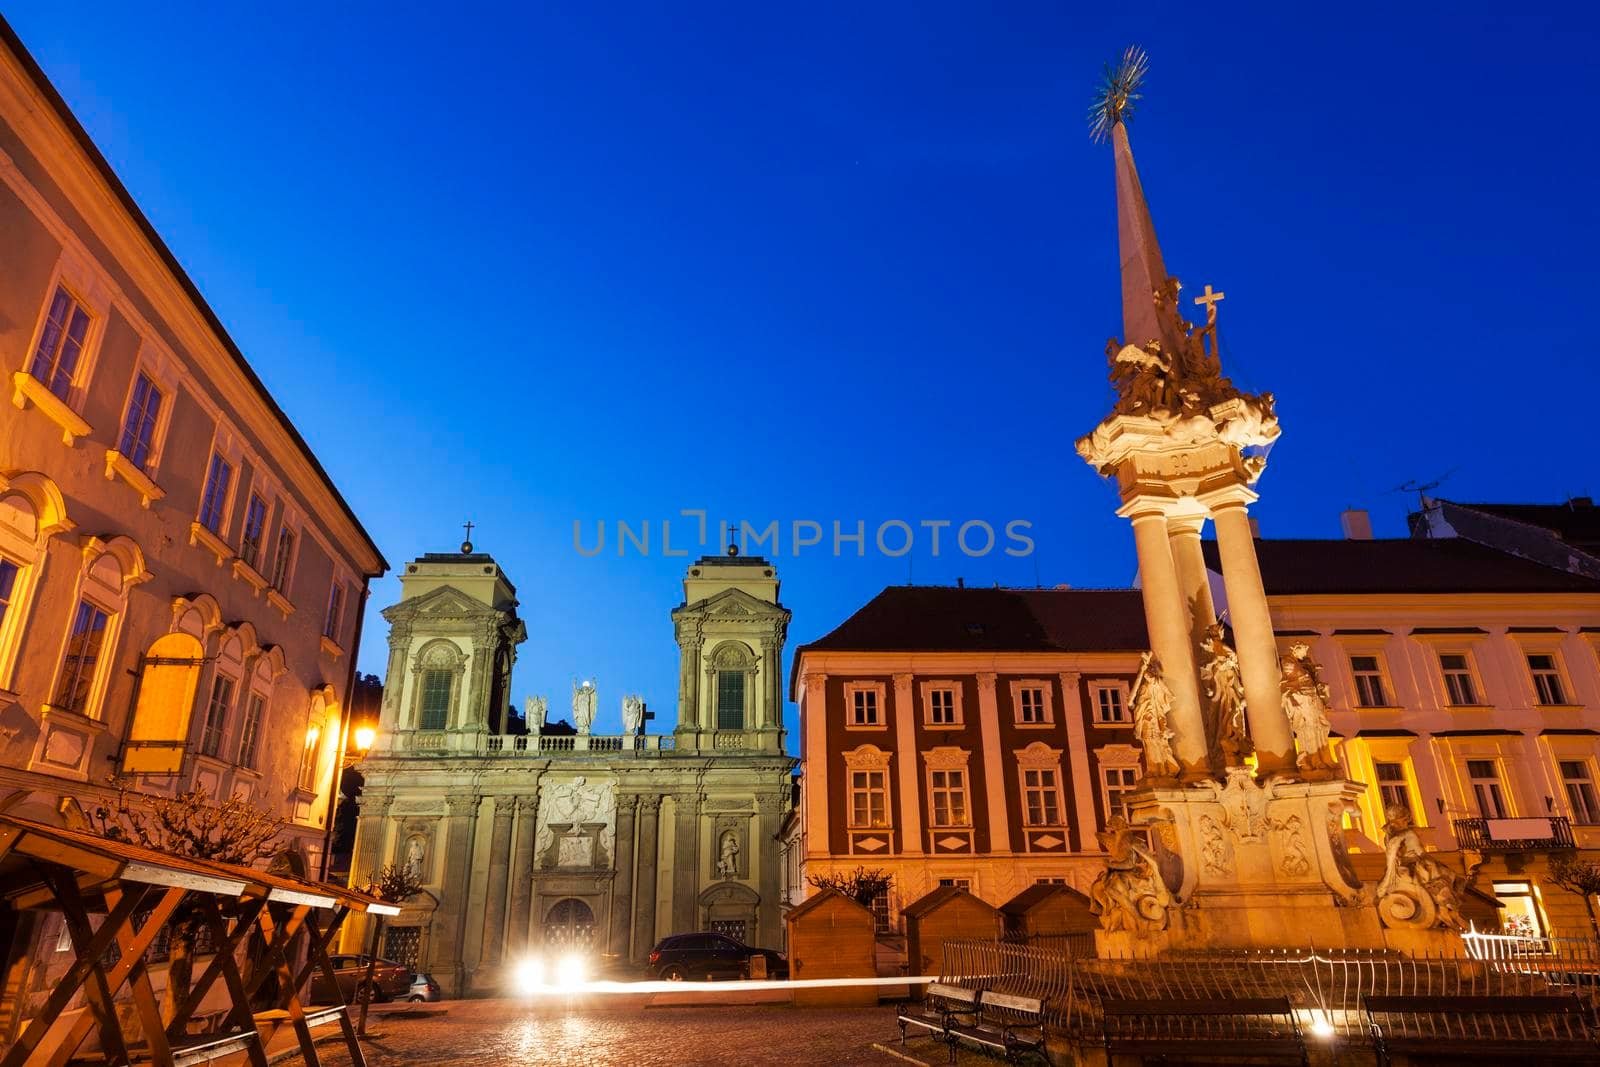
[1130,651,1179,781]
[1377,803,1467,930]
[1199,622,1252,766]
[1278,642,1337,775]
[1088,817,1174,934]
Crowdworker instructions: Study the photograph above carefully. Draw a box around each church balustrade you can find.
[472,733,677,756]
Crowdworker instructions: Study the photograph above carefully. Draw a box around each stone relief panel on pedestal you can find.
[536,776,616,870]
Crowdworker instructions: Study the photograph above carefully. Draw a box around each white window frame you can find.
[843,680,887,730]
[111,342,180,478]
[1465,757,1511,819]
[21,258,112,413]
[1347,652,1393,709]
[1010,678,1054,727]
[844,744,893,829]
[923,746,973,829]
[920,679,964,728]
[0,474,73,691]
[1437,649,1485,707]
[44,536,148,721]
[1557,757,1600,824]
[1014,741,1067,827]
[1088,680,1131,726]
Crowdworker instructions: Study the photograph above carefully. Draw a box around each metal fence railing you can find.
[937,935,1600,1046]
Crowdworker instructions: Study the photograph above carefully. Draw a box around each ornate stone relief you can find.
[1088,817,1174,934]
[1376,804,1467,930]
[1191,766,1279,842]
[1271,814,1311,876]
[1197,814,1233,877]
[536,776,616,870]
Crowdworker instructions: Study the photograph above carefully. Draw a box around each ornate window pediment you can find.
[843,743,892,771]
[1014,740,1063,768]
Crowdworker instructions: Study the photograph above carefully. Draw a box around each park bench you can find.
[1362,994,1599,1065]
[943,989,1047,1064]
[1100,995,1308,1066]
[897,981,982,1046]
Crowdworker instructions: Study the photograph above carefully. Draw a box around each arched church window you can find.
[419,670,452,730]
[717,670,745,730]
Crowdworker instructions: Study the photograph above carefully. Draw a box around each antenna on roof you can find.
[1388,468,1459,515]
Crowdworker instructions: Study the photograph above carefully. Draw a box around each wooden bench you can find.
[165,1029,261,1067]
[1363,994,1599,1065]
[943,990,1047,1064]
[897,982,981,1047]
[1101,996,1308,1066]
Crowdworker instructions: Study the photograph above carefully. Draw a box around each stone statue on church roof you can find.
[524,694,548,733]
[571,680,597,736]
[622,695,645,736]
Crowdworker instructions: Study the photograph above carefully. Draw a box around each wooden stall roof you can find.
[0,814,397,914]
[999,882,1092,915]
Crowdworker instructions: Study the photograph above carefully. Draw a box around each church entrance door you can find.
[543,897,596,950]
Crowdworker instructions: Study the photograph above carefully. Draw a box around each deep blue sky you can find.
[9,3,1599,745]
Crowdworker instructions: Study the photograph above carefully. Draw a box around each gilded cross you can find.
[1193,284,1225,326]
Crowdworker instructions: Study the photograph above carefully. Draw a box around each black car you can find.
[647,932,788,980]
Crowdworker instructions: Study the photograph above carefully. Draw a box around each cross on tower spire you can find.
[461,520,475,553]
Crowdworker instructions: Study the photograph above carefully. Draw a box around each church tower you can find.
[374,538,527,755]
[670,544,790,754]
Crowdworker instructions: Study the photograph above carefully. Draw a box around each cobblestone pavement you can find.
[310,998,933,1066]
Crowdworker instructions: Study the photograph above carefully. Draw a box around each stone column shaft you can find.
[671,793,700,933]
[756,795,784,949]
[433,794,480,995]
[632,797,662,959]
[891,674,923,854]
[1128,510,1209,778]
[1211,502,1295,772]
[1168,515,1220,758]
[975,674,1012,853]
[507,792,539,953]
[479,797,516,964]
[611,796,637,957]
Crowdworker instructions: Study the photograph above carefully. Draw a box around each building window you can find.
[1022,768,1062,826]
[1035,877,1068,885]
[929,688,956,725]
[1091,682,1129,724]
[53,600,111,715]
[717,670,745,730]
[849,769,889,827]
[851,686,880,726]
[298,725,322,791]
[867,888,891,935]
[418,669,452,730]
[1493,881,1547,939]
[1350,654,1389,707]
[1527,654,1568,706]
[199,675,235,758]
[929,768,969,827]
[237,692,266,770]
[1101,765,1138,822]
[1466,759,1508,819]
[197,453,233,534]
[937,878,971,890]
[117,373,163,471]
[239,494,268,569]
[1560,760,1599,824]
[269,525,296,591]
[1373,761,1413,817]
[323,583,346,642]
[29,287,91,401]
[1438,653,1480,706]
[0,559,17,632]
[1018,686,1048,724]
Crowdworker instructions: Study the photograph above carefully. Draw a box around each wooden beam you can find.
[0,872,149,1067]
[302,909,367,1067]
[102,885,176,1067]
[195,895,268,1067]
[52,871,133,1067]
[163,896,265,1043]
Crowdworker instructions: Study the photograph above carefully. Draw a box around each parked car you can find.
[308,954,413,1005]
[647,932,788,980]
[408,971,443,1002]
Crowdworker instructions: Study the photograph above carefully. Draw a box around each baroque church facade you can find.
[346,543,795,996]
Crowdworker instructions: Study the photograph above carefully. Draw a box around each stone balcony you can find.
[401,731,677,756]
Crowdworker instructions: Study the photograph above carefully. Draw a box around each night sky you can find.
[8,3,1598,746]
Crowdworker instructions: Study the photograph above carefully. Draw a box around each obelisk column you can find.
[632,795,662,959]
[610,795,637,957]
[1124,504,1209,777]
[671,791,701,932]
[507,791,539,953]
[1209,496,1295,772]
[479,796,516,965]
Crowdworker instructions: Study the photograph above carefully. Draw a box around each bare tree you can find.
[807,866,893,909]
[1549,854,1600,941]
[354,862,423,1036]
[88,783,285,1023]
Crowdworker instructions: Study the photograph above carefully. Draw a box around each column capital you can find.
[1199,484,1259,513]
[366,793,396,815]
[801,670,828,688]
[1057,670,1081,688]
[756,792,789,815]
[493,795,517,816]
[892,672,914,690]
[975,672,997,694]
[445,793,479,816]
[615,793,639,816]
[637,794,663,816]
[1165,512,1209,537]
[516,794,540,815]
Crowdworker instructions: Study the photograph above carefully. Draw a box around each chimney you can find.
[956,577,965,589]
[1341,509,1373,540]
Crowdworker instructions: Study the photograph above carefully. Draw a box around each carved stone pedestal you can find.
[1095,773,1394,955]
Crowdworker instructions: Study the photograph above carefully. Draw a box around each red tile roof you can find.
[1202,537,1600,596]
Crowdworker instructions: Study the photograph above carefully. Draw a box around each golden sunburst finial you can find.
[1088,46,1148,144]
